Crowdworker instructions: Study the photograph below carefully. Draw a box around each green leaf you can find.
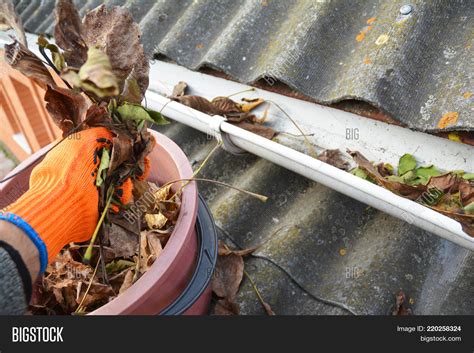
[462,173,474,181]
[414,165,442,185]
[96,148,111,187]
[121,77,142,104]
[389,170,417,184]
[387,175,405,183]
[62,46,119,98]
[464,202,474,214]
[384,163,394,174]
[416,165,441,178]
[145,108,169,125]
[398,153,417,176]
[136,119,145,131]
[117,104,170,126]
[117,103,154,122]
[105,259,135,274]
[351,167,368,180]
[37,35,65,71]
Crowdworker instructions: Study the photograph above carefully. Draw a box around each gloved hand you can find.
[1,127,113,272]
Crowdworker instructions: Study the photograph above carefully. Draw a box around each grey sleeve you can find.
[0,247,28,315]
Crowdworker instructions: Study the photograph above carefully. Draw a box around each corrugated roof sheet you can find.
[14,0,474,132]
[7,0,474,315]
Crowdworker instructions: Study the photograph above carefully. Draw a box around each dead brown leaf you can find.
[377,163,393,177]
[171,81,188,97]
[77,282,113,309]
[84,104,111,128]
[239,98,265,113]
[211,96,241,115]
[212,242,244,302]
[233,121,276,140]
[35,251,114,313]
[54,0,87,68]
[118,269,134,294]
[145,213,168,230]
[213,299,240,315]
[173,95,221,115]
[4,41,55,89]
[427,206,474,237]
[82,5,148,93]
[218,243,261,257]
[138,231,163,273]
[120,49,149,103]
[108,223,138,258]
[426,173,460,193]
[459,180,474,207]
[108,132,133,176]
[44,85,89,136]
[318,149,350,170]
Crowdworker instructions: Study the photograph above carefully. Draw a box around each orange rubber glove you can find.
[1,127,112,272]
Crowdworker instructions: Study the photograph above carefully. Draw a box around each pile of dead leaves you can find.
[30,180,178,315]
[349,150,474,236]
[170,81,276,140]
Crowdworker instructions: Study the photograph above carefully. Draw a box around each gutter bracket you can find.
[209,116,247,155]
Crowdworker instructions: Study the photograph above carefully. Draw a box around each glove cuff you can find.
[0,212,48,273]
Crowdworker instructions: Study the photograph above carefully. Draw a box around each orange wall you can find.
[0,49,62,161]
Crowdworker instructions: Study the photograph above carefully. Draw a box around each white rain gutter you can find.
[6,33,473,250]
[144,61,474,251]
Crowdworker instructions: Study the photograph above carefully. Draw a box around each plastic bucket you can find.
[0,130,216,315]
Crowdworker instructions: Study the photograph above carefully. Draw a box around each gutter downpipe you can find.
[145,90,474,251]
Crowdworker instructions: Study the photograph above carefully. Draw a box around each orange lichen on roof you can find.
[463,91,472,99]
[356,21,375,42]
[437,111,459,129]
[367,17,376,24]
[363,56,372,64]
[356,32,366,42]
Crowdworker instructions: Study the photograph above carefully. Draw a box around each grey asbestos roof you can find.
[14,0,474,132]
[8,0,474,315]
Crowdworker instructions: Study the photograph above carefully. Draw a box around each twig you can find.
[192,142,223,178]
[266,100,317,158]
[132,217,141,283]
[172,141,222,199]
[226,88,256,99]
[83,186,114,263]
[98,226,109,285]
[243,269,275,315]
[280,131,315,138]
[159,177,268,202]
[75,256,101,314]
